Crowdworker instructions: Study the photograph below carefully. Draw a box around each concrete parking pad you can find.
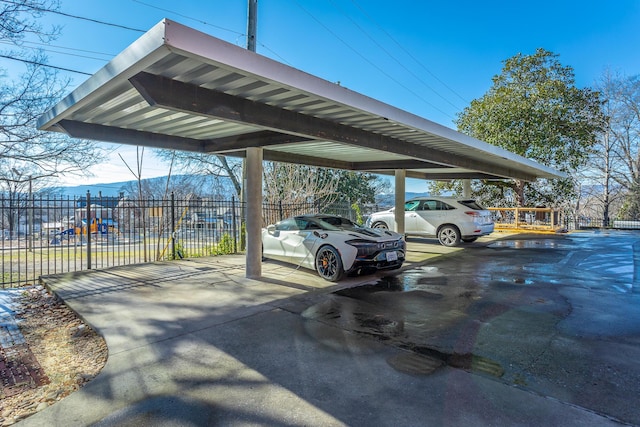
[19,232,639,426]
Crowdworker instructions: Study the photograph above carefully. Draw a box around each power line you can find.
[256,42,292,66]
[2,1,291,77]
[293,0,454,120]
[350,0,468,105]
[0,53,92,75]
[0,0,146,33]
[3,39,115,58]
[132,0,244,36]
[328,0,461,111]
[130,1,293,65]
[0,40,112,62]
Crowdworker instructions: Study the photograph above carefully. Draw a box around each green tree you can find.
[454,48,604,207]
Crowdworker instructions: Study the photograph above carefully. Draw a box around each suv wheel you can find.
[371,221,389,230]
[437,225,461,247]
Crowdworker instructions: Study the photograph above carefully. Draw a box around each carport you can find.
[37,19,563,279]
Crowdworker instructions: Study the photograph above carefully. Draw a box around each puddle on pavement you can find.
[489,239,569,249]
[386,352,443,375]
[336,268,448,298]
[402,346,504,377]
[492,275,535,286]
[303,272,504,378]
[386,345,504,377]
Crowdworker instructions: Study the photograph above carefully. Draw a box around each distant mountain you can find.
[50,174,237,199]
[51,181,130,198]
[52,177,433,202]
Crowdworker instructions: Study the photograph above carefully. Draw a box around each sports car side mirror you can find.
[267,225,276,235]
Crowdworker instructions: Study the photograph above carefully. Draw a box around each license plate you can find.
[386,251,398,262]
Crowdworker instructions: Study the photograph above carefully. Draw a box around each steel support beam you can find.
[57,120,207,152]
[56,120,314,155]
[129,72,538,181]
[351,159,448,171]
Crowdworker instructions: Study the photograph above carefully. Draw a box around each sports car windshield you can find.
[318,216,388,238]
[314,216,362,230]
[296,217,342,231]
[279,216,372,233]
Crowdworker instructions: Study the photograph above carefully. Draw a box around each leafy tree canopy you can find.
[453,48,604,207]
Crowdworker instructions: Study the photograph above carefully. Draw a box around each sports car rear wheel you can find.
[315,245,344,282]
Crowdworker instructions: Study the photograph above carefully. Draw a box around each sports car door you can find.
[263,218,316,266]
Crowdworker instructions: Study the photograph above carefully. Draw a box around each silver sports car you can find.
[262,214,405,281]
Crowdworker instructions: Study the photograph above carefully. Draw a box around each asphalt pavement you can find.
[17,230,640,426]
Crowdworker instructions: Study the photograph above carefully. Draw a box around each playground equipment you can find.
[50,205,119,245]
[72,204,118,236]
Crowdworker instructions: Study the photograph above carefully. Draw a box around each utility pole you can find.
[247,0,257,52]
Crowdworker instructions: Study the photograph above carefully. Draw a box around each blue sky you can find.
[9,0,640,191]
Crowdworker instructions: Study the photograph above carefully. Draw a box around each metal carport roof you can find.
[37,19,562,182]
[37,18,564,279]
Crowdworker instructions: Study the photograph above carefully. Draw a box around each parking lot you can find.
[20,230,640,426]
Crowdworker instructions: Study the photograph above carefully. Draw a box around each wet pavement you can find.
[304,230,640,425]
[18,230,640,426]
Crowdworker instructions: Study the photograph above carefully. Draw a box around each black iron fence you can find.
[1,192,363,288]
[569,217,640,230]
[3,192,638,288]
[489,207,640,232]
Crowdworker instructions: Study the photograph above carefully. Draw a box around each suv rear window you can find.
[423,200,455,211]
[458,200,486,210]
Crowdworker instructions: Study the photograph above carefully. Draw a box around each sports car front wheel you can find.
[315,245,344,282]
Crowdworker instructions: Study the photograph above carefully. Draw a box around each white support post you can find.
[463,179,471,198]
[394,169,406,234]
[245,147,263,279]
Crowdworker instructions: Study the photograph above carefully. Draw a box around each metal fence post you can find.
[171,192,176,260]
[28,178,33,252]
[86,191,91,270]
[231,196,237,253]
[633,241,640,293]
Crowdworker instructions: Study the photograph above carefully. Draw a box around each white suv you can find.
[365,197,494,247]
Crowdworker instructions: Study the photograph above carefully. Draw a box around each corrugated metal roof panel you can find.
[37,19,563,182]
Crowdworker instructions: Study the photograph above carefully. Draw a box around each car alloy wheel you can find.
[315,245,344,281]
[437,225,461,247]
[372,221,389,230]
